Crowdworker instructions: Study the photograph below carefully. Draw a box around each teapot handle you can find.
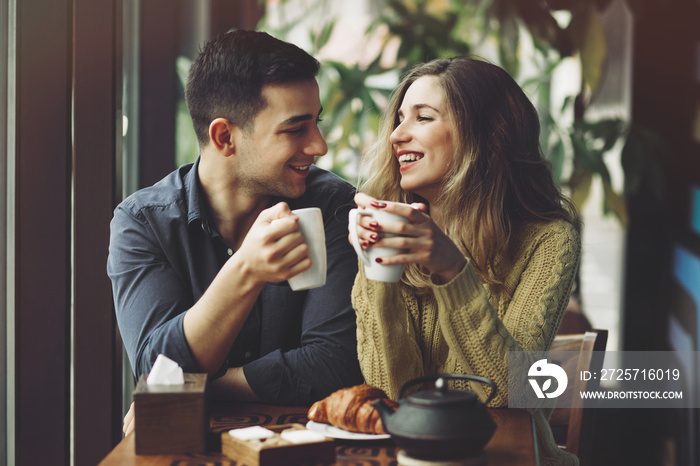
[398,374,498,405]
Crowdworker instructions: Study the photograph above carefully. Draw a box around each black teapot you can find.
[372,374,498,460]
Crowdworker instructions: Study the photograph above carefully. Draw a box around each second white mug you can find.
[287,207,327,291]
[348,204,411,282]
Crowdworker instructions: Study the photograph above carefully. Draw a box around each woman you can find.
[351,57,581,465]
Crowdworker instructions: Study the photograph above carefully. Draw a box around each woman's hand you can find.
[349,193,467,283]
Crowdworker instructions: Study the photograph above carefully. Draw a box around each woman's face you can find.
[390,75,456,203]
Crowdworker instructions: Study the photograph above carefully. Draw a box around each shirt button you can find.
[244,351,252,360]
[227,248,233,256]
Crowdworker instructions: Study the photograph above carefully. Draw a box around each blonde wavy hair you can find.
[359,57,579,293]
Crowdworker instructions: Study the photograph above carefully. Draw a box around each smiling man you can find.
[107,31,363,423]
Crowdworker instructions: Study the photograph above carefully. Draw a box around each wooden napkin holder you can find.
[221,423,335,466]
[133,373,208,455]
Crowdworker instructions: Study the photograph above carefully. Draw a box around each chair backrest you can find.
[548,329,608,465]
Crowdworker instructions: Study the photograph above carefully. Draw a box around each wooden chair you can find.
[548,329,608,465]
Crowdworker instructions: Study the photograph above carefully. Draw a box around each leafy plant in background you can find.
[314,50,390,178]
[480,0,665,224]
[258,0,663,225]
[175,56,199,168]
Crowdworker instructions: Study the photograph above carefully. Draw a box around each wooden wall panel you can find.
[73,0,122,463]
[14,0,71,463]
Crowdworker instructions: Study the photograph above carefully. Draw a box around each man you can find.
[107,30,363,425]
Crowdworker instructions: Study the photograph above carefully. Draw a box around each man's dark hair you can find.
[185,29,320,145]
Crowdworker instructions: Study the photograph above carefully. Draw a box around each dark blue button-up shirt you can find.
[107,158,363,404]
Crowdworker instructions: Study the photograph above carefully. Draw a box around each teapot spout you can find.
[371,399,394,432]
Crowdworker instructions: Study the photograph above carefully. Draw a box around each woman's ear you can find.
[208,118,235,155]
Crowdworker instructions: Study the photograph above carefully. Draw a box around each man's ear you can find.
[208,118,236,155]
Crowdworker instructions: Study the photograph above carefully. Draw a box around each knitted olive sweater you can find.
[352,219,581,466]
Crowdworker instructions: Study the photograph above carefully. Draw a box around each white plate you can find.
[305,420,391,440]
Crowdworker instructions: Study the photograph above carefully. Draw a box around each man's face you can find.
[233,79,327,200]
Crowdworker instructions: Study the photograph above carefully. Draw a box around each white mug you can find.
[287,208,327,291]
[348,204,411,282]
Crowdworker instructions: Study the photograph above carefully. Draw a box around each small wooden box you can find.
[221,423,335,466]
[133,373,208,455]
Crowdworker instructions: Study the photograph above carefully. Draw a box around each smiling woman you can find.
[350,56,582,466]
[391,76,455,202]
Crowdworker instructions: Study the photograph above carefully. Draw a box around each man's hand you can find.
[123,401,135,437]
[184,202,314,375]
[232,202,312,286]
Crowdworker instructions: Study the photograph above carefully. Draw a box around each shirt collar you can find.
[184,156,215,235]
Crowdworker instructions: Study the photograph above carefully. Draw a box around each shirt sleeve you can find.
[431,221,581,406]
[242,194,364,405]
[107,203,200,380]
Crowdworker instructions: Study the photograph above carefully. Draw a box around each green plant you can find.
[478,0,631,224]
[175,55,198,167]
[260,0,663,225]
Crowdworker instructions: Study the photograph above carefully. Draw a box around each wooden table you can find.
[99,402,539,465]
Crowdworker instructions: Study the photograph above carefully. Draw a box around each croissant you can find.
[307,384,398,434]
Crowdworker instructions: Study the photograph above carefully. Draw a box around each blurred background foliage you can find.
[176,0,664,225]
